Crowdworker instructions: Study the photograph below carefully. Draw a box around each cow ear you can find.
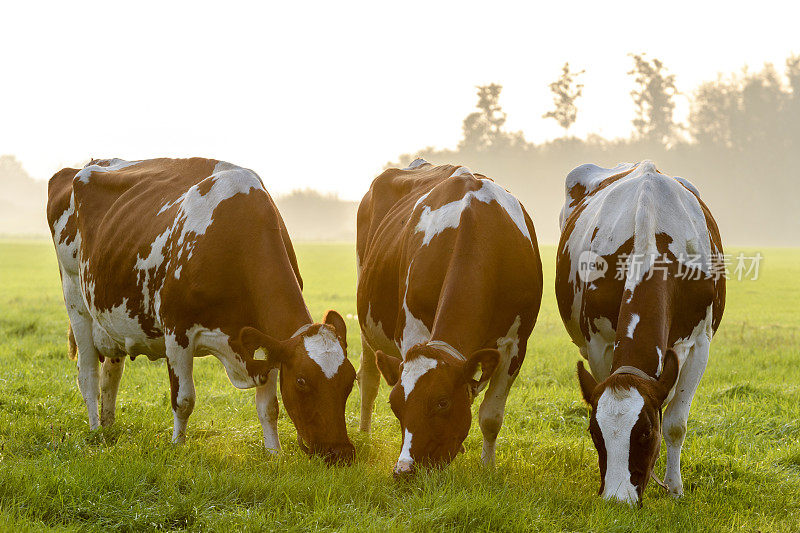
[657,349,680,404]
[577,361,597,405]
[238,327,292,366]
[375,350,401,386]
[462,349,500,395]
[322,310,347,350]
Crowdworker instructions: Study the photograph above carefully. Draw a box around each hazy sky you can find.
[2,1,798,200]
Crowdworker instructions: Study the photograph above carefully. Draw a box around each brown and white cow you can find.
[47,157,356,464]
[356,159,543,475]
[555,161,725,504]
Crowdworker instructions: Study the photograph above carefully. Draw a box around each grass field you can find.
[0,240,798,532]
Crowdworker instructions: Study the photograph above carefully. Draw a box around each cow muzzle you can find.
[393,459,414,479]
[299,435,355,466]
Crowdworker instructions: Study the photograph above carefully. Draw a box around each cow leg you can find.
[100,357,125,427]
[663,333,710,497]
[357,337,380,432]
[166,346,195,444]
[71,318,102,431]
[478,338,525,465]
[255,368,281,453]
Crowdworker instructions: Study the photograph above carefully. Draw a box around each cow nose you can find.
[393,460,414,479]
[323,443,355,466]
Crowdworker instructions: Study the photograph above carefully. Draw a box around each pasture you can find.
[0,240,798,531]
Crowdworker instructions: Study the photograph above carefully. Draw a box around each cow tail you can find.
[68,323,78,360]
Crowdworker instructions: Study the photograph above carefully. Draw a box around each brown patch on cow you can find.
[167,362,179,411]
[568,183,587,207]
[196,176,216,196]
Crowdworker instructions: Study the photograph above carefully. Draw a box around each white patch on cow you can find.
[404,158,429,170]
[559,162,637,229]
[174,165,262,247]
[655,346,664,377]
[562,161,712,291]
[134,228,171,309]
[400,264,431,357]
[596,386,645,504]
[363,304,396,355]
[91,298,165,359]
[400,356,438,400]
[626,314,640,339]
[560,161,715,351]
[303,327,345,379]
[52,194,75,244]
[584,317,615,379]
[154,162,263,276]
[401,304,430,357]
[75,159,141,184]
[450,166,473,177]
[414,179,531,246]
[182,324,265,388]
[674,176,700,197]
[411,190,433,213]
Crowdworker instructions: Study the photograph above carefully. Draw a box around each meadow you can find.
[0,240,798,532]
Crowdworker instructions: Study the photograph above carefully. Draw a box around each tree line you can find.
[392,54,800,246]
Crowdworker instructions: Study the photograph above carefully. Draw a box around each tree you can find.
[628,54,678,145]
[543,62,584,134]
[460,84,516,151]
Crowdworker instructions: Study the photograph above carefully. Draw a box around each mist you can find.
[2,54,798,245]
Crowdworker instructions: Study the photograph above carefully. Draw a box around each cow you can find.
[46,157,356,464]
[355,159,543,476]
[555,160,725,504]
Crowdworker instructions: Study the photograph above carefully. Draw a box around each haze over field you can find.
[1,1,798,244]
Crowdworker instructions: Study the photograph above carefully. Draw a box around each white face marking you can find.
[414,179,531,246]
[596,387,645,504]
[404,158,429,170]
[399,428,414,462]
[303,327,345,379]
[400,356,438,400]
[395,428,415,471]
[626,313,640,339]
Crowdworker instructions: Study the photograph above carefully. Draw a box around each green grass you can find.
[0,241,798,532]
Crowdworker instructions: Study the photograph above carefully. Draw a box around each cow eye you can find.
[296,377,308,391]
[435,398,450,411]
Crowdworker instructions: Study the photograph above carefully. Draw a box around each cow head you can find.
[239,310,356,465]
[375,344,499,477]
[577,350,679,505]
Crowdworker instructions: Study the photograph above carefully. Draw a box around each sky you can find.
[2,0,798,200]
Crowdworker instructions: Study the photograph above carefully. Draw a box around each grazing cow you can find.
[356,159,543,476]
[555,161,725,504]
[47,157,356,464]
